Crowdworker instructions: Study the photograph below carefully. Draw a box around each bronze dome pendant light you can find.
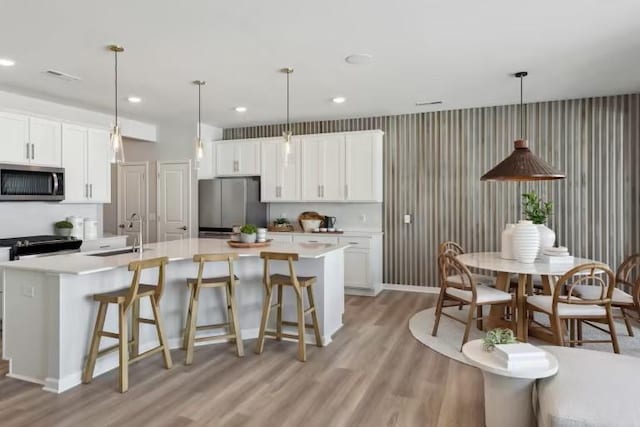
[481,72,565,181]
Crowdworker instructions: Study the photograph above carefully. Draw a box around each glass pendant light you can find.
[281,67,294,163]
[108,45,125,164]
[481,72,564,181]
[193,80,206,168]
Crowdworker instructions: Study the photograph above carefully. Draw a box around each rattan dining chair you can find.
[611,254,640,336]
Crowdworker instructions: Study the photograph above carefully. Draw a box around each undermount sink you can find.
[88,248,149,257]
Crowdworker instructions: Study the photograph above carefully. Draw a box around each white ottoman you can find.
[537,346,640,427]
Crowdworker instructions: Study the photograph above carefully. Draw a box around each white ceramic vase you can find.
[501,224,516,260]
[536,224,556,258]
[512,220,540,264]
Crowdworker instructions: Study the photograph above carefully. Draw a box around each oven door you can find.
[0,164,65,201]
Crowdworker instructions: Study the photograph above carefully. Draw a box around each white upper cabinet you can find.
[0,112,29,164]
[0,112,62,167]
[345,131,383,202]
[29,117,62,167]
[300,133,345,201]
[62,124,111,203]
[215,139,260,176]
[261,138,300,202]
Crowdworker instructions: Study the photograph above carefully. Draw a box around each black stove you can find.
[0,235,83,260]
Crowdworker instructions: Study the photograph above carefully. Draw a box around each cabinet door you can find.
[86,129,111,203]
[300,136,323,200]
[345,132,382,201]
[320,134,345,201]
[215,141,237,176]
[237,140,260,175]
[29,117,61,167]
[344,249,370,288]
[197,140,215,179]
[61,124,88,203]
[260,140,279,201]
[0,112,29,164]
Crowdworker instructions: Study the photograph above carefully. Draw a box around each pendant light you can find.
[281,67,294,160]
[481,72,564,181]
[193,80,206,167]
[108,45,125,164]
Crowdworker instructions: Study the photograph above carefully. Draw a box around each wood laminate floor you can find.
[0,291,484,427]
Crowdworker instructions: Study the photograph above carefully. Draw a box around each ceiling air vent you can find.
[43,69,81,82]
[415,100,443,106]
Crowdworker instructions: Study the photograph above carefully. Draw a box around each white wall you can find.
[0,203,100,238]
[267,203,382,231]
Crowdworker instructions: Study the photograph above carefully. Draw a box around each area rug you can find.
[409,307,640,366]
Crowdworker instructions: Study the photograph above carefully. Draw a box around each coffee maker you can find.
[324,216,337,229]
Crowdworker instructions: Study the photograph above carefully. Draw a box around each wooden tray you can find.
[268,224,294,232]
[226,239,272,248]
[311,231,344,234]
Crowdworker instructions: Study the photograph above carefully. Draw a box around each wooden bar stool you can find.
[83,257,173,393]
[255,252,322,362]
[183,253,243,365]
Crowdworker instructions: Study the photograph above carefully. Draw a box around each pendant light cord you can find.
[519,74,523,139]
[198,83,201,139]
[286,71,290,134]
[114,50,118,125]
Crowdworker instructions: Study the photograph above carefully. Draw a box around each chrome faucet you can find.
[128,213,144,253]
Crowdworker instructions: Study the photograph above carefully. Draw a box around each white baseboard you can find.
[382,283,440,294]
[6,372,45,386]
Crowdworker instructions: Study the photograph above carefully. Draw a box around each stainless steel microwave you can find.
[0,164,65,201]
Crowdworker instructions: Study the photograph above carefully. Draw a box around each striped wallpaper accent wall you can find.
[224,94,640,286]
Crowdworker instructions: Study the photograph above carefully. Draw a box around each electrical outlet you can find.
[22,285,35,298]
[404,214,412,224]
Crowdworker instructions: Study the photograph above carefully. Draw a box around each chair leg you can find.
[296,289,306,362]
[151,295,173,369]
[307,286,323,347]
[621,308,634,337]
[476,305,483,331]
[431,288,446,337]
[276,284,283,341]
[569,319,576,347]
[255,286,273,355]
[184,285,200,365]
[131,299,140,358]
[606,308,620,354]
[183,283,195,350]
[83,302,108,384]
[118,304,129,393]
[227,282,244,357]
[461,301,477,350]
[577,320,583,345]
[551,315,565,347]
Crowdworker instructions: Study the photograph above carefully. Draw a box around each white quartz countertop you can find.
[266,230,383,237]
[0,238,348,276]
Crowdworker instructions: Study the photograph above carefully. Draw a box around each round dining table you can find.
[456,252,599,341]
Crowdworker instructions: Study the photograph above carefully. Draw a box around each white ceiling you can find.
[1,0,639,129]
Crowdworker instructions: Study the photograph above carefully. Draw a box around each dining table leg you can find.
[487,271,512,331]
[516,274,528,341]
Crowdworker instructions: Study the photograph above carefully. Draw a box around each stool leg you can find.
[183,283,195,350]
[83,302,108,384]
[255,286,273,355]
[227,282,244,357]
[276,285,283,341]
[131,299,140,358]
[296,289,306,362]
[118,304,129,393]
[307,286,323,347]
[151,295,173,369]
[185,285,200,365]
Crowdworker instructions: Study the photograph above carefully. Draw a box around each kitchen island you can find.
[1,238,346,393]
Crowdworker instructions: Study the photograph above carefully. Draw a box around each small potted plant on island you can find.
[482,328,518,352]
[239,224,257,243]
[521,191,555,254]
[54,220,74,238]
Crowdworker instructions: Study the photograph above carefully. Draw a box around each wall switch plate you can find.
[404,214,411,224]
[22,285,35,297]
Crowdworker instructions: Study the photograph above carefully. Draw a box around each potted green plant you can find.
[483,328,518,352]
[54,220,74,237]
[521,191,555,253]
[239,224,257,243]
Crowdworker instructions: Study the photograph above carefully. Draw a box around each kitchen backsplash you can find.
[266,203,382,231]
[0,202,102,238]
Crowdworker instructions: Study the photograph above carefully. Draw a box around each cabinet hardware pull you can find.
[321,185,325,198]
[345,185,348,198]
[31,143,35,160]
[85,183,89,198]
[99,245,111,249]
[317,185,321,198]
[348,242,360,245]
[26,143,30,160]
[89,184,93,198]
[308,240,319,243]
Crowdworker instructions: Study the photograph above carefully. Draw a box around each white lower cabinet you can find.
[267,233,294,243]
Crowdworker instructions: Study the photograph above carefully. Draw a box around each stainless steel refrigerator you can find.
[198,177,267,232]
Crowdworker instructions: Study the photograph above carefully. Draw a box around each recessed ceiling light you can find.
[332,96,346,104]
[127,96,142,103]
[235,106,247,113]
[345,53,373,65]
[0,58,16,67]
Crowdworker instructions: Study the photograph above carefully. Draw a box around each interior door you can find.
[0,112,29,164]
[117,163,148,246]
[87,129,111,202]
[29,117,61,167]
[158,161,191,241]
[61,124,87,203]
